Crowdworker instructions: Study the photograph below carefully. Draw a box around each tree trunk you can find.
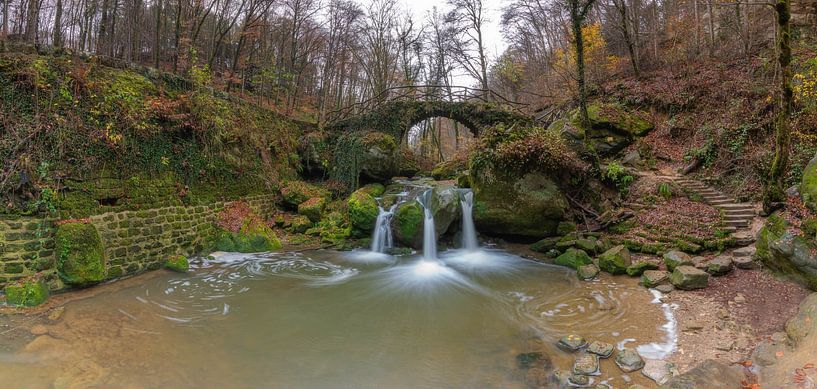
[764,0,792,212]
[707,0,715,56]
[571,7,590,129]
[155,0,162,68]
[25,0,41,43]
[99,0,110,53]
[615,0,640,77]
[53,0,63,46]
[173,0,182,72]
[693,0,699,54]
[2,0,8,40]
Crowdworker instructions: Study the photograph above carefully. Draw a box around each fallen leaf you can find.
[804,363,814,369]
[776,351,785,358]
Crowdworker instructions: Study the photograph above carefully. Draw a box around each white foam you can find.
[636,289,678,359]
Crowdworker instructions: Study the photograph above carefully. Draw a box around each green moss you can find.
[801,153,817,211]
[4,278,49,307]
[395,202,424,243]
[554,248,593,269]
[281,181,328,208]
[165,255,189,272]
[55,222,106,287]
[597,245,631,274]
[298,197,326,223]
[289,215,313,234]
[214,221,282,253]
[347,188,379,233]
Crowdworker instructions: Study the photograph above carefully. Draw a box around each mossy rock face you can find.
[756,215,817,290]
[393,185,461,249]
[550,103,653,157]
[801,152,817,212]
[215,220,282,253]
[471,170,569,239]
[280,181,328,208]
[531,237,561,253]
[394,202,424,249]
[55,223,106,287]
[597,245,632,275]
[4,278,49,307]
[298,197,326,223]
[555,248,593,270]
[164,255,189,272]
[431,159,466,180]
[289,215,313,234]
[348,188,380,233]
[359,132,399,181]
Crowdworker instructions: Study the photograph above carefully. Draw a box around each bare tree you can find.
[446,0,489,90]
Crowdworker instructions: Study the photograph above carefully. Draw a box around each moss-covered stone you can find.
[626,261,660,276]
[557,221,578,236]
[597,245,632,275]
[348,188,379,233]
[4,278,49,307]
[669,266,709,290]
[801,152,817,212]
[551,103,653,156]
[214,220,282,253]
[431,159,466,180]
[55,222,106,287]
[394,202,424,248]
[164,255,189,272]
[298,197,326,223]
[280,181,328,208]
[289,215,313,234]
[531,237,561,253]
[577,264,600,280]
[555,248,593,269]
[663,250,693,272]
[756,214,817,290]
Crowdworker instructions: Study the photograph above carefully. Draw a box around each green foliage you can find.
[4,278,49,307]
[55,222,106,287]
[657,182,672,199]
[604,162,634,196]
[685,135,717,167]
[164,255,190,272]
[329,134,364,192]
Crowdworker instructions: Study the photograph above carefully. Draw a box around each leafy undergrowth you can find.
[609,196,734,254]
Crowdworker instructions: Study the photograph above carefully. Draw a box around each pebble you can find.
[717,308,730,319]
[558,334,588,351]
[684,321,704,331]
[48,306,65,321]
[573,353,600,375]
[734,293,746,304]
[587,341,614,358]
[615,348,645,373]
[568,373,590,386]
[716,339,735,351]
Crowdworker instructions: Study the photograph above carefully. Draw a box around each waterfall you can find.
[459,189,478,251]
[416,189,437,260]
[370,202,397,253]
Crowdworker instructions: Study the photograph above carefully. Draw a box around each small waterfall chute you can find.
[416,189,438,260]
[458,189,478,251]
[370,201,398,253]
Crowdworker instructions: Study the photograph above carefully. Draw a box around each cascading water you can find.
[416,189,438,260]
[458,189,478,251]
[370,201,398,253]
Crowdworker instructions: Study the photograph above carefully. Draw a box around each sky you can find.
[395,0,510,86]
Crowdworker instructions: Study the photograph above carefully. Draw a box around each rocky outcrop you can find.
[548,103,653,157]
[756,214,817,290]
[347,184,385,234]
[393,183,461,249]
[470,170,570,239]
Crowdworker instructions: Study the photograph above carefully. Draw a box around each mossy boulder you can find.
[431,159,466,180]
[598,245,632,275]
[280,180,328,208]
[359,132,399,180]
[555,248,593,269]
[4,278,49,307]
[471,170,569,239]
[670,266,709,290]
[164,255,189,272]
[215,220,282,253]
[298,197,326,223]
[348,186,381,233]
[577,264,600,280]
[531,237,561,253]
[393,202,425,248]
[800,152,817,212]
[626,261,659,276]
[289,215,313,234]
[549,103,653,156]
[55,222,106,287]
[641,270,670,288]
[756,214,817,290]
[663,250,693,272]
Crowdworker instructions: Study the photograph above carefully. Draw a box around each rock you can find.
[48,306,65,321]
[288,215,312,234]
[801,152,817,212]
[576,238,598,254]
[756,214,817,290]
[558,334,588,351]
[660,359,743,388]
[531,237,560,253]
[785,293,817,346]
[555,248,594,270]
[598,245,632,275]
[431,159,465,180]
[706,256,734,276]
[55,223,106,287]
[642,359,675,385]
[623,150,642,167]
[752,339,787,366]
[216,218,282,253]
[628,385,650,389]
[577,264,600,280]
[684,321,705,331]
[732,256,760,270]
[615,348,645,372]
[297,197,326,223]
[393,184,461,249]
[715,339,735,351]
[573,353,600,375]
[663,250,693,272]
[280,180,328,208]
[471,170,570,239]
[551,103,653,156]
[691,256,708,270]
[516,352,546,369]
[642,270,670,288]
[655,284,675,293]
[732,246,756,258]
[568,373,590,386]
[587,341,614,358]
[626,260,660,276]
[358,133,403,180]
[164,255,189,272]
[733,293,746,304]
[4,278,49,307]
[669,266,709,290]
[557,221,578,236]
[347,185,382,233]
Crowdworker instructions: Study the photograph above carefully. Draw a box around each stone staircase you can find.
[673,177,756,232]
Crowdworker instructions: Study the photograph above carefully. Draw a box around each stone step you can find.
[726,221,749,228]
[723,212,755,218]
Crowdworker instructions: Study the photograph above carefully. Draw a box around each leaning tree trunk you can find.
[764,0,793,213]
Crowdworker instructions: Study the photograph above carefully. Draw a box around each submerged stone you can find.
[670,266,709,290]
[164,255,189,272]
[577,264,600,280]
[55,222,106,287]
[663,250,693,272]
[641,359,675,385]
[568,373,589,386]
[587,341,614,358]
[597,245,631,275]
[555,248,593,270]
[614,348,645,372]
[558,334,587,351]
[641,270,670,288]
[572,353,599,375]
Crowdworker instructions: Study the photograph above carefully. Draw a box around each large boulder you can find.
[800,152,817,212]
[555,248,593,270]
[393,184,461,249]
[358,132,400,181]
[55,222,106,287]
[347,184,385,234]
[664,250,693,272]
[298,197,326,223]
[549,103,653,157]
[470,170,570,239]
[598,245,632,275]
[756,214,817,290]
[670,266,710,290]
[215,220,282,253]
